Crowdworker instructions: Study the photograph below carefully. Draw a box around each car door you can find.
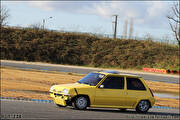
[94,76,126,107]
[125,77,147,107]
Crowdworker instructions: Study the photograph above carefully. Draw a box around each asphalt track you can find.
[1,60,179,83]
[1,100,180,120]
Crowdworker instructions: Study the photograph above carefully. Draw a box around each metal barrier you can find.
[143,68,179,75]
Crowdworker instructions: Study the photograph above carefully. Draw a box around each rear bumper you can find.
[150,98,155,107]
[49,92,71,106]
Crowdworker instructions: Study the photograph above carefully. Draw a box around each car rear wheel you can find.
[72,96,88,110]
[136,100,150,113]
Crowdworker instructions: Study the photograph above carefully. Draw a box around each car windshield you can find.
[77,73,105,86]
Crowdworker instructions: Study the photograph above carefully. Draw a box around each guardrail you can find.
[143,68,179,74]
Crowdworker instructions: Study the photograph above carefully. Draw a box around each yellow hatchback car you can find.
[49,70,155,113]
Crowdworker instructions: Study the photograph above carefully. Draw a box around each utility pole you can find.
[42,17,53,30]
[42,19,45,30]
[113,15,118,39]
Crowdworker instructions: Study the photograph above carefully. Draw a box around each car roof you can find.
[95,70,140,78]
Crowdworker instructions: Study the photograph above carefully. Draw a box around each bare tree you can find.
[167,2,180,45]
[29,23,42,30]
[0,6,10,26]
[128,18,134,39]
[144,33,153,42]
[123,19,128,39]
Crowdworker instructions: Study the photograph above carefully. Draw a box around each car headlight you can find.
[49,86,54,92]
[62,89,69,94]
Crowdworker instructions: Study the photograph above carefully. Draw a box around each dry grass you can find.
[154,96,179,108]
[145,80,179,94]
[1,67,179,108]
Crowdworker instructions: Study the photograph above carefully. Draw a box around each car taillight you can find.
[149,88,154,97]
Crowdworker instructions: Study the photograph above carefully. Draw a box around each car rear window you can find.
[126,78,146,90]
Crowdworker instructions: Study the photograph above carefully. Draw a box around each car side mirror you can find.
[99,85,104,88]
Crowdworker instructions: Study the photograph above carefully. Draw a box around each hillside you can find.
[0,27,179,70]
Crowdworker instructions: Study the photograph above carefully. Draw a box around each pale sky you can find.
[2,1,178,43]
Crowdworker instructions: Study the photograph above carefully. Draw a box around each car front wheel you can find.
[72,96,88,110]
[136,100,150,113]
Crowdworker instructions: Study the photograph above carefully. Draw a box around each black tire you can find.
[136,100,150,113]
[56,104,66,107]
[72,96,88,110]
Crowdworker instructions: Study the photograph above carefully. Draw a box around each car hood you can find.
[49,82,90,92]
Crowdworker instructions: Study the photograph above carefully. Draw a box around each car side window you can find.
[126,78,146,90]
[101,77,124,89]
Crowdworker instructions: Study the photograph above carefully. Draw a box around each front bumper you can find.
[49,92,71,106]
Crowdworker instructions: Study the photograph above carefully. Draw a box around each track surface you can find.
[1,60,179,83]
[1,100,180,120]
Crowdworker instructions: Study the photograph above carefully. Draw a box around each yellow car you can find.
[49,70,155,113]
